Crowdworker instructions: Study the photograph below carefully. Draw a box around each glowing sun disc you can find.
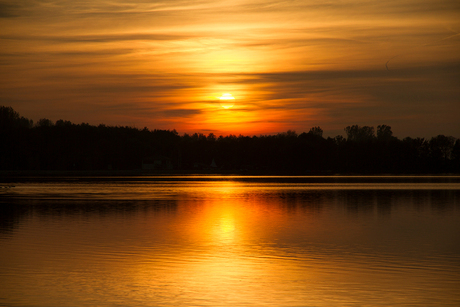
[219,93,235,109]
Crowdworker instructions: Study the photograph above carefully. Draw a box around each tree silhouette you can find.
[345,125,375,142]
[308,126,323,138]
[0,105,458,174]
[377,125,394,141]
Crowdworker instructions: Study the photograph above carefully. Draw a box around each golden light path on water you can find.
[114,182,320,306]
[0,177,460,306]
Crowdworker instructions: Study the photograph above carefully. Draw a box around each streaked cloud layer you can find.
[1,0,459,137]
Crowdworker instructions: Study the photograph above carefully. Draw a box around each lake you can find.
[1,176,459,306]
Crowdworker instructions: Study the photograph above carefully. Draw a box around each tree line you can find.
[1,106,459,173]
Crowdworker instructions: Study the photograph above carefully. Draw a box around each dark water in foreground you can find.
[1,176,459,306]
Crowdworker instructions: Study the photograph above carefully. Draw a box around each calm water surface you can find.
[1,176,459,306]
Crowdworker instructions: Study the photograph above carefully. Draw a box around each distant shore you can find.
[0,169,332,178]
[1,169,458,179]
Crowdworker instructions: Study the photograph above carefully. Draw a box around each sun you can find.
[219,93,235,109]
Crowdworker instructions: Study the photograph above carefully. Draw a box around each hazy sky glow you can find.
[1,0,459,137]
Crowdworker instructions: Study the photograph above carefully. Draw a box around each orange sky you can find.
[1,0,459,137]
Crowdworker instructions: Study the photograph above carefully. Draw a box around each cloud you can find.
[162,109,202,118]
[0,33,192,43]
[0,2,21,18]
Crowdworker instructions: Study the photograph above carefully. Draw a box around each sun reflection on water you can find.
[215,213,236,242]
[2,178,460,306]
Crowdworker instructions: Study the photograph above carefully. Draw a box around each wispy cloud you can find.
[0,2,22,18]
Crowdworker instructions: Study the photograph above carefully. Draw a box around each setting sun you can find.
[219,93,235,109]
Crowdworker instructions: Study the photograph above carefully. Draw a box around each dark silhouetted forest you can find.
[1,106,459,174]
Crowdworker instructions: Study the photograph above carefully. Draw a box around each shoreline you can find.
[1,169,459,178]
